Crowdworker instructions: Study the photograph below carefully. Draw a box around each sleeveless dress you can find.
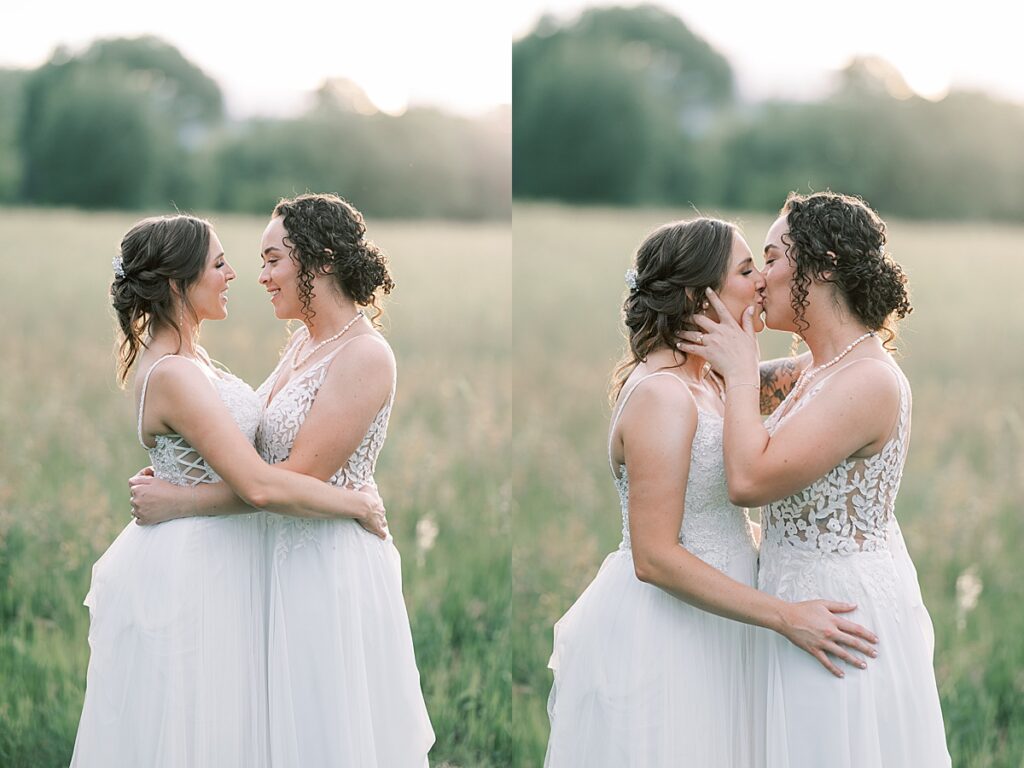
[256,330,434,767]
[545,372,764,767]
[71,355,267,768]
[757,360,950,767]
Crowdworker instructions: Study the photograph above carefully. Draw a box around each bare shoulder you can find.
[619,373,699,430]
[818,356,903,414]
[143,355,216,401]
[338,332,394,373]
[320,332,395,398]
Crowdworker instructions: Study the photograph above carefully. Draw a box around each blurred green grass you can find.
[0,207,511,767]
[510,203,1024,768]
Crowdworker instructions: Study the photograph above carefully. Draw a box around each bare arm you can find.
[759,351,811,415]
[135,358,385,525]
[620,377,877,677]
[280,335,396,485]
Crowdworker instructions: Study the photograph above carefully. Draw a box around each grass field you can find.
[0,207,511,767]
[510,203,1024,767]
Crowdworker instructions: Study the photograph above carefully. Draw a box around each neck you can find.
[152,320,200,357]
[800,319,874,367]
[791,287,876,365]
[303,300,362,343]
[646,345,708,382]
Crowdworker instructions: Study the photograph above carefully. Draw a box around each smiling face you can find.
[708,232,766,333]
[258,216,304,320]
[760,214,799,332]
[185,230,235,321]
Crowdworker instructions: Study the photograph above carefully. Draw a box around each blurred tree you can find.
[514,7,1024,221]
[714,58,1024,220]
[10,37,509,219]
[202,103,510,219]
[18,37,223,209]
[0,69,27,202]
[514,4,734,203]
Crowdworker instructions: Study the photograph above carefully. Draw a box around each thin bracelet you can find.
[726,382,760,394]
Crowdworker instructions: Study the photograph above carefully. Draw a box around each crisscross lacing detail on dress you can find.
[137,355,260,487]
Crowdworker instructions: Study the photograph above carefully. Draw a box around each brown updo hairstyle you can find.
[610,217,737,403]
[781,191,912,349]
[110,214,212,386]
[271,193,394,326]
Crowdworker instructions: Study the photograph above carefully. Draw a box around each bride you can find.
[129,194,434,767]
[680,191,950,766]
[545,216,879,767]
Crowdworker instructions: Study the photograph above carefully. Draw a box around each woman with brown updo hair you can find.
[129,195,433,766]
[680,192,950,766]
[545,217,879,768]
[72,214,388,767]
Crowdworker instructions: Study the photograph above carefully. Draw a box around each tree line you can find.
[0,37,510,219]
[513,5,1024,221]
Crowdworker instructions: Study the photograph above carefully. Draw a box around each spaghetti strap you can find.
[137,354,177,449]
[317,333,397,409]
[808,356,911,460]
[607,371,692,477]
[323,331,390,361]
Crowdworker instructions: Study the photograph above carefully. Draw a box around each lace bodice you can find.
[137,355,261,487]
[610,373,757,572]
[761,360,911,555]
[256,331,395,492]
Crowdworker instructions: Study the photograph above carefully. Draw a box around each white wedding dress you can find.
[71,355,267,768]
[757,360,950,767]
[256,329,434,767]
[545,371,764,767]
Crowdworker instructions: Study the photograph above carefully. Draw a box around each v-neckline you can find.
[264,353,331,410]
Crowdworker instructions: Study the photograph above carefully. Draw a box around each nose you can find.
[258,263,270,285]
[754,267,766,290]
[225,262,236,282]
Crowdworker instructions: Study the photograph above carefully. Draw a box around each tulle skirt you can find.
[265,515,434,767]
[71,512,268,768]
[545,545,763,768]
[757,527,951,768]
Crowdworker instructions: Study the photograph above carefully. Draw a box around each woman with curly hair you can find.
[129,194,434,766]
[72,213,388,767]
[679,191,950,766]
[545,217,879,768]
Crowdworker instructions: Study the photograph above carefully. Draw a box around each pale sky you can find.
[3,0,511,118]
[512,0,1024,105]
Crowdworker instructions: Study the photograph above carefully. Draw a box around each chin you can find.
[762,309,793,333]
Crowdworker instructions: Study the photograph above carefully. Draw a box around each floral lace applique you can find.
[256,338,395,562]
[761,365,911,556]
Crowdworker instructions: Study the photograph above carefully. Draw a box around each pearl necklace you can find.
[291,311,364,370]
[790,331,877,400]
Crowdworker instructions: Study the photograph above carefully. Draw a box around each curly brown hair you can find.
[781,191,912,349]
[271,193,394,327]
[110,214,211,386]
[610,218,736,403]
